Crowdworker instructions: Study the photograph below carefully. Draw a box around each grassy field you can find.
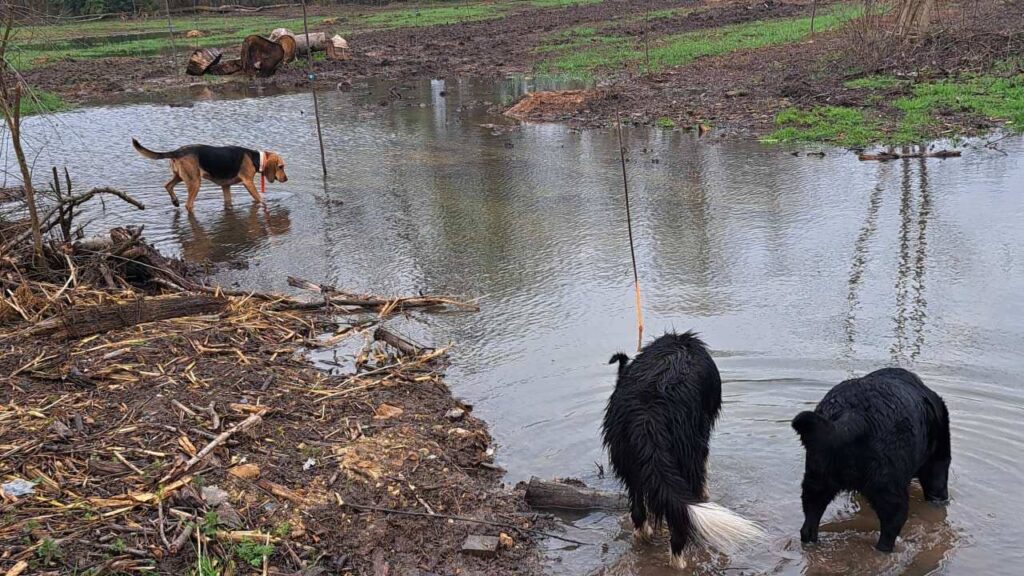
[7,1,533,70]
[537,5,864,75]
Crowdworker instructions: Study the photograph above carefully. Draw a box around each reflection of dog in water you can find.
[174,204,290,265]
[793,368,951,553]
[132,138,287,213]
[603,332,765,570]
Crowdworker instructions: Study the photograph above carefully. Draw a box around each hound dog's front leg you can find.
[241,177,265,206]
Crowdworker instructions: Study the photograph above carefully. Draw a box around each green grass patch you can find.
[18,90,68,116]
[893,75,1024,142]
[767,106,881,147]
[540,5,863,73]
[529,0,603,7]
[655,117,676,128]
[645,7,695,20]
[236,541,275,568]
[844,74,905,90]
[359,4,504,28]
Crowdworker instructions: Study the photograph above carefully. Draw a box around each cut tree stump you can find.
[23,294,228,339]
[186,48,223,76]
[523,477,627,511]
[241,35,285,77]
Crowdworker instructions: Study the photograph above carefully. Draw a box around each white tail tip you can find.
[687,502,765,556]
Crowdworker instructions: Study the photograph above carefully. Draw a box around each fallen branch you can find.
[859,150,961,161]
[343,502,591,546]
[160,412,262,484]
[14,294,227,339]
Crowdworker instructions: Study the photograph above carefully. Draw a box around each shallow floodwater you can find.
[8,77,1024,575]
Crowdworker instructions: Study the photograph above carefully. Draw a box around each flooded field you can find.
[8,77,1024,575]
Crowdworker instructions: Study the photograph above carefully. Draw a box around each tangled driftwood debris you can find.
[1,184,541,574]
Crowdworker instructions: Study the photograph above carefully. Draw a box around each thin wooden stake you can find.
[810,0,818,37]
[301,0,328,178]
[163,0,179,72]
[614,104,644,352]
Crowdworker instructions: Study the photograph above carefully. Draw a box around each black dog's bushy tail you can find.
[792,411,868,452]
[132,138,172,160]
[608,353,630,379]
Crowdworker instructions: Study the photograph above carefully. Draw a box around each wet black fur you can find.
[602,332,722,558]
[792,368,951,552]
[135,140,260,180]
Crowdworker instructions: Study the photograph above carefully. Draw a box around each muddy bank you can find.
[520,4,1024,141]
[20,1,809,105]
[0,217,544,574]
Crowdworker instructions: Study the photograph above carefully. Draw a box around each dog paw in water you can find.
[633,521,655,542]
[669,551,687,570]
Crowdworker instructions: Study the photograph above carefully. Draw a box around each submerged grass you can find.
[539,5,863,73]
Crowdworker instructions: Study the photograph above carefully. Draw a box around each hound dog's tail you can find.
[132,138,173,160]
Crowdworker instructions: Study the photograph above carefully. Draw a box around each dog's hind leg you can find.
[799,481,837,544]
[184,179,201,213]
[164,174,182,208]
[917,455,951,502]
[221,185,233,207]
[630,495,653,542]
[866,485,909,553]
[666,504,693,570]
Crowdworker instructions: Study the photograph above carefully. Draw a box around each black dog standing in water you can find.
[793,368,951,552]
[603,332,764,570]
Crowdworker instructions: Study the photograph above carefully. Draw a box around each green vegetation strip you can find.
[538,5,864,74]
[18,90,69,116]
[768,74,1024,146]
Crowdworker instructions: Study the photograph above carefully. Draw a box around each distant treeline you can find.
[6,0,426,18]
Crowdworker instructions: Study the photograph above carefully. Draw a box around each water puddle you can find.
[7,76,1024,575]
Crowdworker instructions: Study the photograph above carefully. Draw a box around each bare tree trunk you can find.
[0,16,45,266]
[894,0,935,36]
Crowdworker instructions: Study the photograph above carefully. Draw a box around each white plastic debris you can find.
[303,457,317,471]
[1,479,37,498]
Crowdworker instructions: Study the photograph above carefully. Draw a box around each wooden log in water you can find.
[374,327,431,357]
[523,477,628,511]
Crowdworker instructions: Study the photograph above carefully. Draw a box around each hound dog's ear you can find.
[262,152,279,183]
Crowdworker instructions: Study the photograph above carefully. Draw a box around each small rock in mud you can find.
[228,463,260,480]
[445,407,466,421]
[462,534,500,557]
[373,403,404,419]
[201,485,230,507]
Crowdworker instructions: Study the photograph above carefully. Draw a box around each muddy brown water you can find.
[7,77,1024,575]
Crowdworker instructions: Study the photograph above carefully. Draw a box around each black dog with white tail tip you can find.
[793,367,951,552]
[603,332,764,570]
